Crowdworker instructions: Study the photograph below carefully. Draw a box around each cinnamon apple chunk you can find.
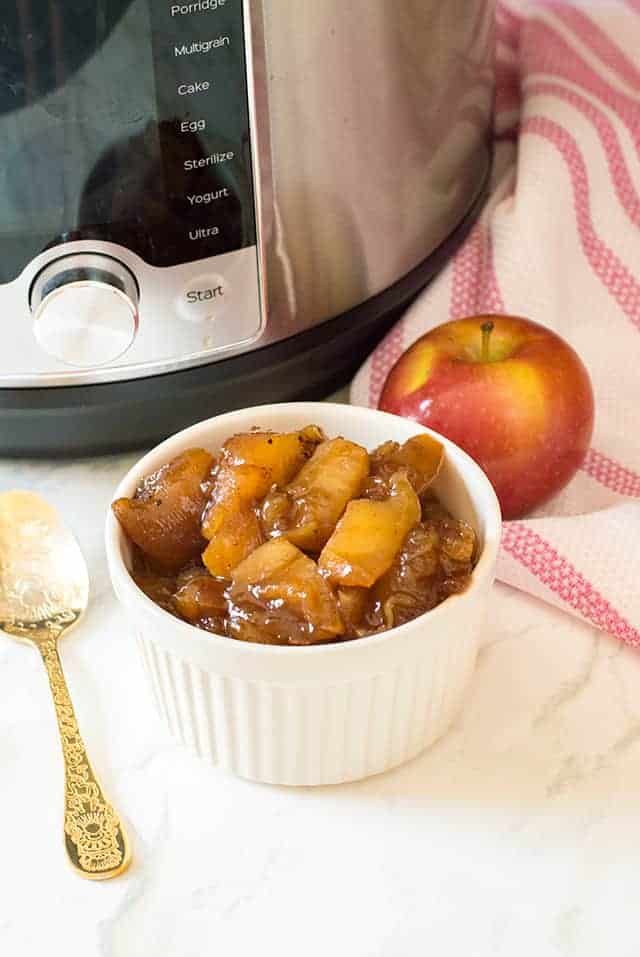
[202,509,264,578]
[336,586,370,638]
[227,539,344,645]
[318,473,421,587]
[202,427,323,539]
[174,573,228,631]
[261,437,370,552]
[112,448,215,571]
[366,433,445,498]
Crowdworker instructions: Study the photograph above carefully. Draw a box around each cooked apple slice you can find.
[174,573,229,633]
[336,586,369,637]
[368,434,445,497]
[132,570,179,615]
[203,463,269,540]
[372,522,441,630]
[318,473,421,587]
[112,448,215,571]
[231,536,300,586]
[439,519,476,564]
[372,513,477,629]
[224,426,323,471]
[227,538,344,645]
[202,427,323,539]
[202,510,264,578]
[262,437,370,551]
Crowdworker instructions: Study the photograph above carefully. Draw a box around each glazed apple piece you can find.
[336,586,369,638]
[227,538,344,645]
[421,496,477,577]
[370,523,442,630]
[318,472,421,587]
[366,434,445,498]
[203,463,270,539]
[132,569,178,616]
[174,573,229,633]
[202,427,323,539]
[437,515,477,584]
[202,509,264,578]
[371,512,477,631]
[261,437,370,552]
[112,448,215,571]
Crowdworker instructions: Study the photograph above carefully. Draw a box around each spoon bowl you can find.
[0,491,88,644]
[0,490,130,880]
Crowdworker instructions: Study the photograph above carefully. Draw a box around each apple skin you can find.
[378,315,595,520]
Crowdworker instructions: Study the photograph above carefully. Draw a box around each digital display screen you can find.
[0,0,257,284]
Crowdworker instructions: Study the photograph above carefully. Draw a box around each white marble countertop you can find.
[2,436,640,957]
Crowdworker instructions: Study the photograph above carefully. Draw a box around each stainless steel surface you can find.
[0,0,494,387]
[261,0,494,334]
[31,254,139,368]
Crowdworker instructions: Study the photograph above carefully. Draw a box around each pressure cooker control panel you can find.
[150,0,258,266]
[0,0,265,382]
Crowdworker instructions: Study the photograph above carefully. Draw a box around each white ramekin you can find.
[106,403,501,786]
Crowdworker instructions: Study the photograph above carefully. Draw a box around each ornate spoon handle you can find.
[38,638,131,880]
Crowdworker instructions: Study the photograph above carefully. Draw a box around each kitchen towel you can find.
[351,0,640,645]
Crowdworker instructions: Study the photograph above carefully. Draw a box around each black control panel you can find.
[0,0,258,283]
[149,0,257,264]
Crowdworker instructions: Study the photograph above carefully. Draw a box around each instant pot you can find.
[0,0,494,455]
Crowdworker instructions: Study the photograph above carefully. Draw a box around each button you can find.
[178,274,229,321]
[31,254,139,367]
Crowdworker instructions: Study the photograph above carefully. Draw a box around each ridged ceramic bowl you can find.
[106,403,501,786]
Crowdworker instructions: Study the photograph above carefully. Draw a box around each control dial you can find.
[30,254,139,368]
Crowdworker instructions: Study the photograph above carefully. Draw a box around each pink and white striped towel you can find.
[351,0,640,646]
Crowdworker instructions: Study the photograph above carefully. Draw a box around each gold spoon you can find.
[0,490,131,880]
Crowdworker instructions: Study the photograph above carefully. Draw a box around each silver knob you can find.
[31,254,139,368]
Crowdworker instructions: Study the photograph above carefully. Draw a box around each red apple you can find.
[378,315,594,519]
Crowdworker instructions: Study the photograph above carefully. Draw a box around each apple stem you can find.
[481,320,495,363]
